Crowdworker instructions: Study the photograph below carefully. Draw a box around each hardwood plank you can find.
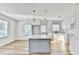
[0,40,71,55]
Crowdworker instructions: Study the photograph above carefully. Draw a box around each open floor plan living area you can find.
[0,3,79,55]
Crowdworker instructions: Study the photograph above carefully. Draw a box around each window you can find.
[0,20,8,38]
[24,24,32,37]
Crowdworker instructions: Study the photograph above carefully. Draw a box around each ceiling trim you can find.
[0,11,62,21]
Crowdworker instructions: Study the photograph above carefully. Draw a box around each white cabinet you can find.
[40,25,46,33]
[40,20,48,34]
[32,25,40,35]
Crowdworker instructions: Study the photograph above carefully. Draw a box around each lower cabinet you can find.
[29,39,51,54]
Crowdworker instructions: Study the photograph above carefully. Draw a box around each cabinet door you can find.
[32,25,40,35]
[29,39,50,54]
[40,25,46,33]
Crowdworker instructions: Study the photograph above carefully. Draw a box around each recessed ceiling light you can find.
[33,10,36,13]
[58,16,61,18]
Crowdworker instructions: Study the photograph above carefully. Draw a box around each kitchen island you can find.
[28,35,51,55]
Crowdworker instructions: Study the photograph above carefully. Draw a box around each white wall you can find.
[69,4,79,55]
[0,13,17,47]
[16,19,32,40]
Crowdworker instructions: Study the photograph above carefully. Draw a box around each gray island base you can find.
[28,35,51,55]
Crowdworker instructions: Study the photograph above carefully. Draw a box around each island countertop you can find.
[28,35,51,39]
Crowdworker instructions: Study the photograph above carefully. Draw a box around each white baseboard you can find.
[0,39,15,47]
[0,38,28,47]
[16,39,27,40]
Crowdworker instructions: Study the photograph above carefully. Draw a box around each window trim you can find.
[0,19,9,39]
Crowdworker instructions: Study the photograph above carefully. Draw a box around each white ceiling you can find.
[0,3,75,20]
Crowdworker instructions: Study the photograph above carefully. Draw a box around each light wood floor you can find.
[51,41,71,55]
[0,40,28,55]
[0,40,71,55]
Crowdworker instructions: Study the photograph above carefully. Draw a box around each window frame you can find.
[24,24,32,37]
[0,19,8,39]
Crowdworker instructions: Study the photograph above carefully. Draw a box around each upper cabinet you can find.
[61,17,75,34]
[32,18,40,25]
[40,19,48,34]
[40,25,46,33]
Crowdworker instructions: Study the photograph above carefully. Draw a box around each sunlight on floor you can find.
[50,34,71,55]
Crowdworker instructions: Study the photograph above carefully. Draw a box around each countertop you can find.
[28,35,50,39]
